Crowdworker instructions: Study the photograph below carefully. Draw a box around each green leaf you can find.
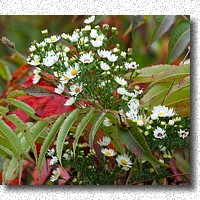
[131,15,146,46]
[73,109,94,157]
[2,158,10,183]
[3,114,25,131]
[37,114,65,174]
[56,109,80,164]
[20,126,38,163]
[0,106,9,115]
[140,82,172,109]
[0,120,23,159]
[118,125,167,168]
[164,87,190,106]
[4,98,41,121]
[166,20,190,64]
[23,85,55,97]
[0,60,12,81]
[20,120,49,154]
[149,15,176,45]
[126,64,173,83]
[89,111,106,149]
[149,64,190,87]
[0,145,14,158]
[4,157,20,184]
[7,90,27,98]
[164,76,190,100]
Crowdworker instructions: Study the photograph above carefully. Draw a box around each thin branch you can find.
[131,172,190,185]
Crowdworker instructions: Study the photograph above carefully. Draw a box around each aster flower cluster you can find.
[27,15,140,110]
[135,105,190,158]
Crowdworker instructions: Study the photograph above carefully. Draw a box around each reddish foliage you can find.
[1,64,76,185]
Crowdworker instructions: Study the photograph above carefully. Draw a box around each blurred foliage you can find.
[0,15,189,65]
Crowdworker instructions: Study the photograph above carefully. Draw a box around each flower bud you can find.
[144,131,149,136]
[168,120,174,126]
[161,121,166,125]
[111,27,117,33]
[103,24,109,30]
[120,51,126,58]
[150,168,154,173]
[95,25,100,30]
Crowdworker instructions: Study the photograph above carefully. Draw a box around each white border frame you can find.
[0,0,199,199]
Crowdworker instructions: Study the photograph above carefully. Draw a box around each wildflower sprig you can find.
[27,16,140,111]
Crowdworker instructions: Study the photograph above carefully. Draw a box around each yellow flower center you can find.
[54,172,59,176]
[96,37,101,41]
[121,159,127,165]
[158,111,165,117]
[51,37,56,42]
[75,88,81,93]
[105,152,111,156]
[64,76,69,81]
[80,39,84,45]
[71,69,77,75]
[34,60,40,65]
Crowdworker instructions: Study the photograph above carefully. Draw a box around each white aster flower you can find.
[116,154,132,170]
[64,97,76,106]
[107,54,118,62]
[178,129,189,139]
[133,115,148,126]
[128,99,140,110]
[54,83,65,94]
[41,29,48,34]
[97,136,111,146]
[69,84,83,96]
[112,47,119,53]
[79,53,94,63]
[49,156,58,165]
[91,39,103,47]
[84,15,95,24]
[60,72,72,84]
[91,34,104,47]
[103,117,112,126]
[43,51,59,67]
[79,37,89,45]
[124,61,139,69]
[114,77,127,86]
[134,89,143,95]
[47,148,55,157]
[117,87,127,95]
[66,63,79,78]
[45,35,60,43]
[29,45,36,52]
[38,41,46,48]
[126,109,138,121]
[69,32,79,42]
[97,49,112,58]
[50,168,60,182]
[151,105,176,118]
[100,61,110,71]
[153,127,166,139]
[90,29,98,38]
[61,33,70,40]
[32,68,41,84]
[125,91,137,98]
[63,153,71,160]
[101,148,116,157]
[28,54,41,66]
[82,25,91,31]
